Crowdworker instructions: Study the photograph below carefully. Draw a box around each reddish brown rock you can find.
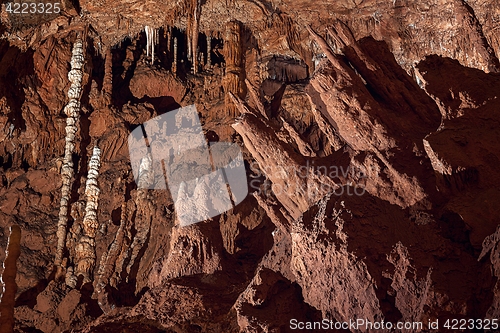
[0,0,500,332]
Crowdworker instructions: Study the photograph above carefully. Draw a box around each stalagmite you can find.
[125,156,154,277]
[95,200,127,312]
[137,156,153,189]
[74,146,102,284]
[0,225,21,333]
[55,39,85,278]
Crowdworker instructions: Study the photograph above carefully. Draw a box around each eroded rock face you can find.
[1,0,500,332]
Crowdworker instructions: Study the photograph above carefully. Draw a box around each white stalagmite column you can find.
[74,146,102,284]
[55,40,84,278]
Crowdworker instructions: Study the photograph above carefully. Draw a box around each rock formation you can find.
[73,146,102,285]
[54,39,85,278]
[0,225,21,333]
[222,21,245,118]
[1,0,500,332]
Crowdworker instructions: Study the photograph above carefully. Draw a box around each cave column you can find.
[55,39,85,279]
[222,20,245,117]
[72,146,102,286]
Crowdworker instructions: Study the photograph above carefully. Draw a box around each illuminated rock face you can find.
[1,0,500,331]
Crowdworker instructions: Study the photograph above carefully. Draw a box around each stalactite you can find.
[145,26,151,58]
[206,34,212,68]
[173,37,178,74]
[0,225,21,333]
[166,26,171,52]
[102,48,112,105]
[192,0,200,74]
[152,30,155,65]
[187,29,192,63]
[74,146,102,285]
[145,26,157,65]
[55,39,85,279]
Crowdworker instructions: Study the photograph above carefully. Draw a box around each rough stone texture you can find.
[0,0,500,332]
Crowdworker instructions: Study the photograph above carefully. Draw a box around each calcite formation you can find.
[145,26,158,65]
[102,48,112,104]
[1,0,500,332]
[223,21,245,117]
[0,226,21,333]
[54,39,85,277]
[73,146,102,285]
